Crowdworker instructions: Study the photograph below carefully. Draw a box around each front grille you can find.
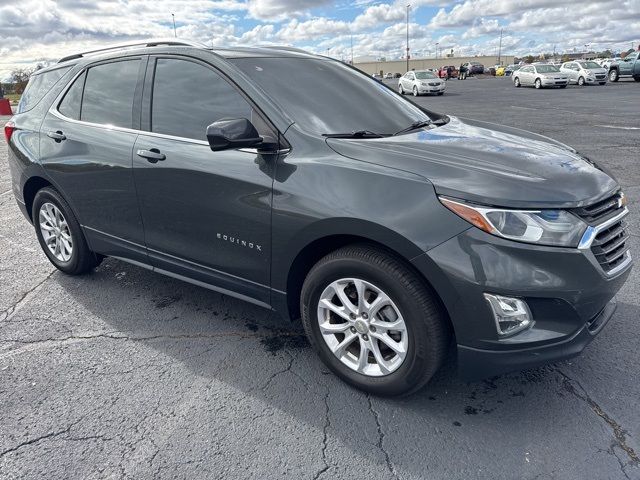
[428,82,440,86]
[596,75,606,79]
[572,191,624,223]
[573,192,629,273]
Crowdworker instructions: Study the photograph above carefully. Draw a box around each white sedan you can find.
[398,70,446,96]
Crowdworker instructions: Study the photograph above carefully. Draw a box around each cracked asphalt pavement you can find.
[1,77,639,479]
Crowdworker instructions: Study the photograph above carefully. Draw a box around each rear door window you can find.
[150,58,252,141]
[81,59,140,128]
[17,66,71,113]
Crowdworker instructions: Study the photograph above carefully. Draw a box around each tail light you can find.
[4,121,15,144]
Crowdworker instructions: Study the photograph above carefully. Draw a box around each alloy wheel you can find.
[39,202,73,262]
[317,278,408,377]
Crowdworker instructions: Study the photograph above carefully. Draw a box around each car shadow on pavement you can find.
[44,256,639,479]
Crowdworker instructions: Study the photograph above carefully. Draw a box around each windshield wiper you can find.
[392,120,432,136]
[323,130,386,139]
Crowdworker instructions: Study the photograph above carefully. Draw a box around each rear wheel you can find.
[535,78,542,89]
[609,69,619,82]
[301,245,450,396]
[514,77,521,87]
[33,187,102,275]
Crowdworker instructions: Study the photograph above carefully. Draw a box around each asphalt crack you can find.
[313,388,331,480]
[0,269,56,322]
[0,426,71,458]
[367,394,398,479]
[558,369,639,478]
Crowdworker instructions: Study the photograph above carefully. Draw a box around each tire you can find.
[578,76,585,86]
[609,69,619,82]
[634,77,640,82]
[398,84,404,94]
[300,245,450,396]
[599,82,607,85]
[535,78,542,89]
[514,77,521,87]
[413,86,419,97]
[33,187,102,275]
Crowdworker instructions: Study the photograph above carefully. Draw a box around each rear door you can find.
[131,55,277,306]
[39,57,147,263]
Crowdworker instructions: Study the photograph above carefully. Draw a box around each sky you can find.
[1,0,639,82]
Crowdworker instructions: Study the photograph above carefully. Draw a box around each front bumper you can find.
[541,78,569,86]
[412,227,632,379]
[418,84,446,94]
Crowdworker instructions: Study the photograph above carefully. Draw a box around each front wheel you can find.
[535,78,542,89]
[578,76,585,86]
[33,187,102,275]
[413,86,419,96]
[514,77,521,87]
[398,84,404,94]
[634,76,640,82]
[301,245,450,396]
[609,69,619,82]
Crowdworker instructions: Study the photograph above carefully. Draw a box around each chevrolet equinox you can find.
[5,40,632,396]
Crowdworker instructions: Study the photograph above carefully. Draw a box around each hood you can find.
[326,116,618,208]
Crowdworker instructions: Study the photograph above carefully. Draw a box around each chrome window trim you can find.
[577,207,629,250]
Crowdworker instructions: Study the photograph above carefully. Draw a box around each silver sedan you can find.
[398,70,446,96]
[513,64,569,89]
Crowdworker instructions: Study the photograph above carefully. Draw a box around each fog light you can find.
[484,294,533,336]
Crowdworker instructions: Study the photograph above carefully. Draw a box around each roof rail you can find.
[57,38,207,63]
[267,46,313,55]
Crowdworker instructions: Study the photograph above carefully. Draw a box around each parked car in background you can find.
[384,72,394,79]
[393,72,402,78]
[398,70,446,96]
[513,64,569,89]
[607,51,640,82]
[504,64,521,76]
[437,65,458,78]
[461,61,484,75]
[560,61,608,86]
[372,73,383,80]
[495,66,506,76]
[598,57,622,70]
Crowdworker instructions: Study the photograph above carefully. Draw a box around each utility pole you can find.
[406,4,411,73]
[498,28,503,65]
[171,13,176,37]
[350,32,354,64]
[435,42,439,59]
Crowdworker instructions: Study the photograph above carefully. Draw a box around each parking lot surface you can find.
[1,77,639,479]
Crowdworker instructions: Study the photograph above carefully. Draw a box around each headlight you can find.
[439,197,587,247]
[420,82,428,86]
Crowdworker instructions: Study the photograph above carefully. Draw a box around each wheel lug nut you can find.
[350,327,357,333]
[362,313,368,319]
[350,313,356,320]
[362,334,368,341]
[370,326,376,332]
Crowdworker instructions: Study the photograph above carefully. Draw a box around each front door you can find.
[132,56,277,306]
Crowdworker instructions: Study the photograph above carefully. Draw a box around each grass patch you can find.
[3,93,21,103]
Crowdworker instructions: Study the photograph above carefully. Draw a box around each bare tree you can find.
[11,67,35,94]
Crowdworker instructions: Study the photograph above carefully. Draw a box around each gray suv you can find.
[5,40,631,396]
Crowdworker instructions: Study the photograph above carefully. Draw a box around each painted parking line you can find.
[595,125,640,130]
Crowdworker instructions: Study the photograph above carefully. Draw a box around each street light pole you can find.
[171,13,176,37]
[406,4,410,73]
[498,28,503,65]
[350,32,354,64]
[435,42,439,59]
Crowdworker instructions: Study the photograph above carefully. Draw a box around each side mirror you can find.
[206,118,263,152]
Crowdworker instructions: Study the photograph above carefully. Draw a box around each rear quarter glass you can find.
[17,66,71,113]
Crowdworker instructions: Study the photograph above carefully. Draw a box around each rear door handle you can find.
[136,148,166,163]
[47,131,66,142]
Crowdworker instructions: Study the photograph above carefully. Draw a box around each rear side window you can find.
[81,60,140,128]
[151,58,252,141]
[18,66,71,113]
[58,71,86,120]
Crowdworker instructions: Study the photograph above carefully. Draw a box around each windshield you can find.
[230,57,431,136]
[579,61,601,69]
[415,71,436,79]
[535,65,560,73]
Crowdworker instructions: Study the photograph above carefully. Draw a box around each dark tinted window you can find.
[58,71,85,120]
[18,66,71,113]
[230,58,430,136]
[81,60,139,128]
[151,58,252,140]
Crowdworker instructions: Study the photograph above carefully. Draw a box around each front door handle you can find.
[47,131,66,142]
[136,148,166,163]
